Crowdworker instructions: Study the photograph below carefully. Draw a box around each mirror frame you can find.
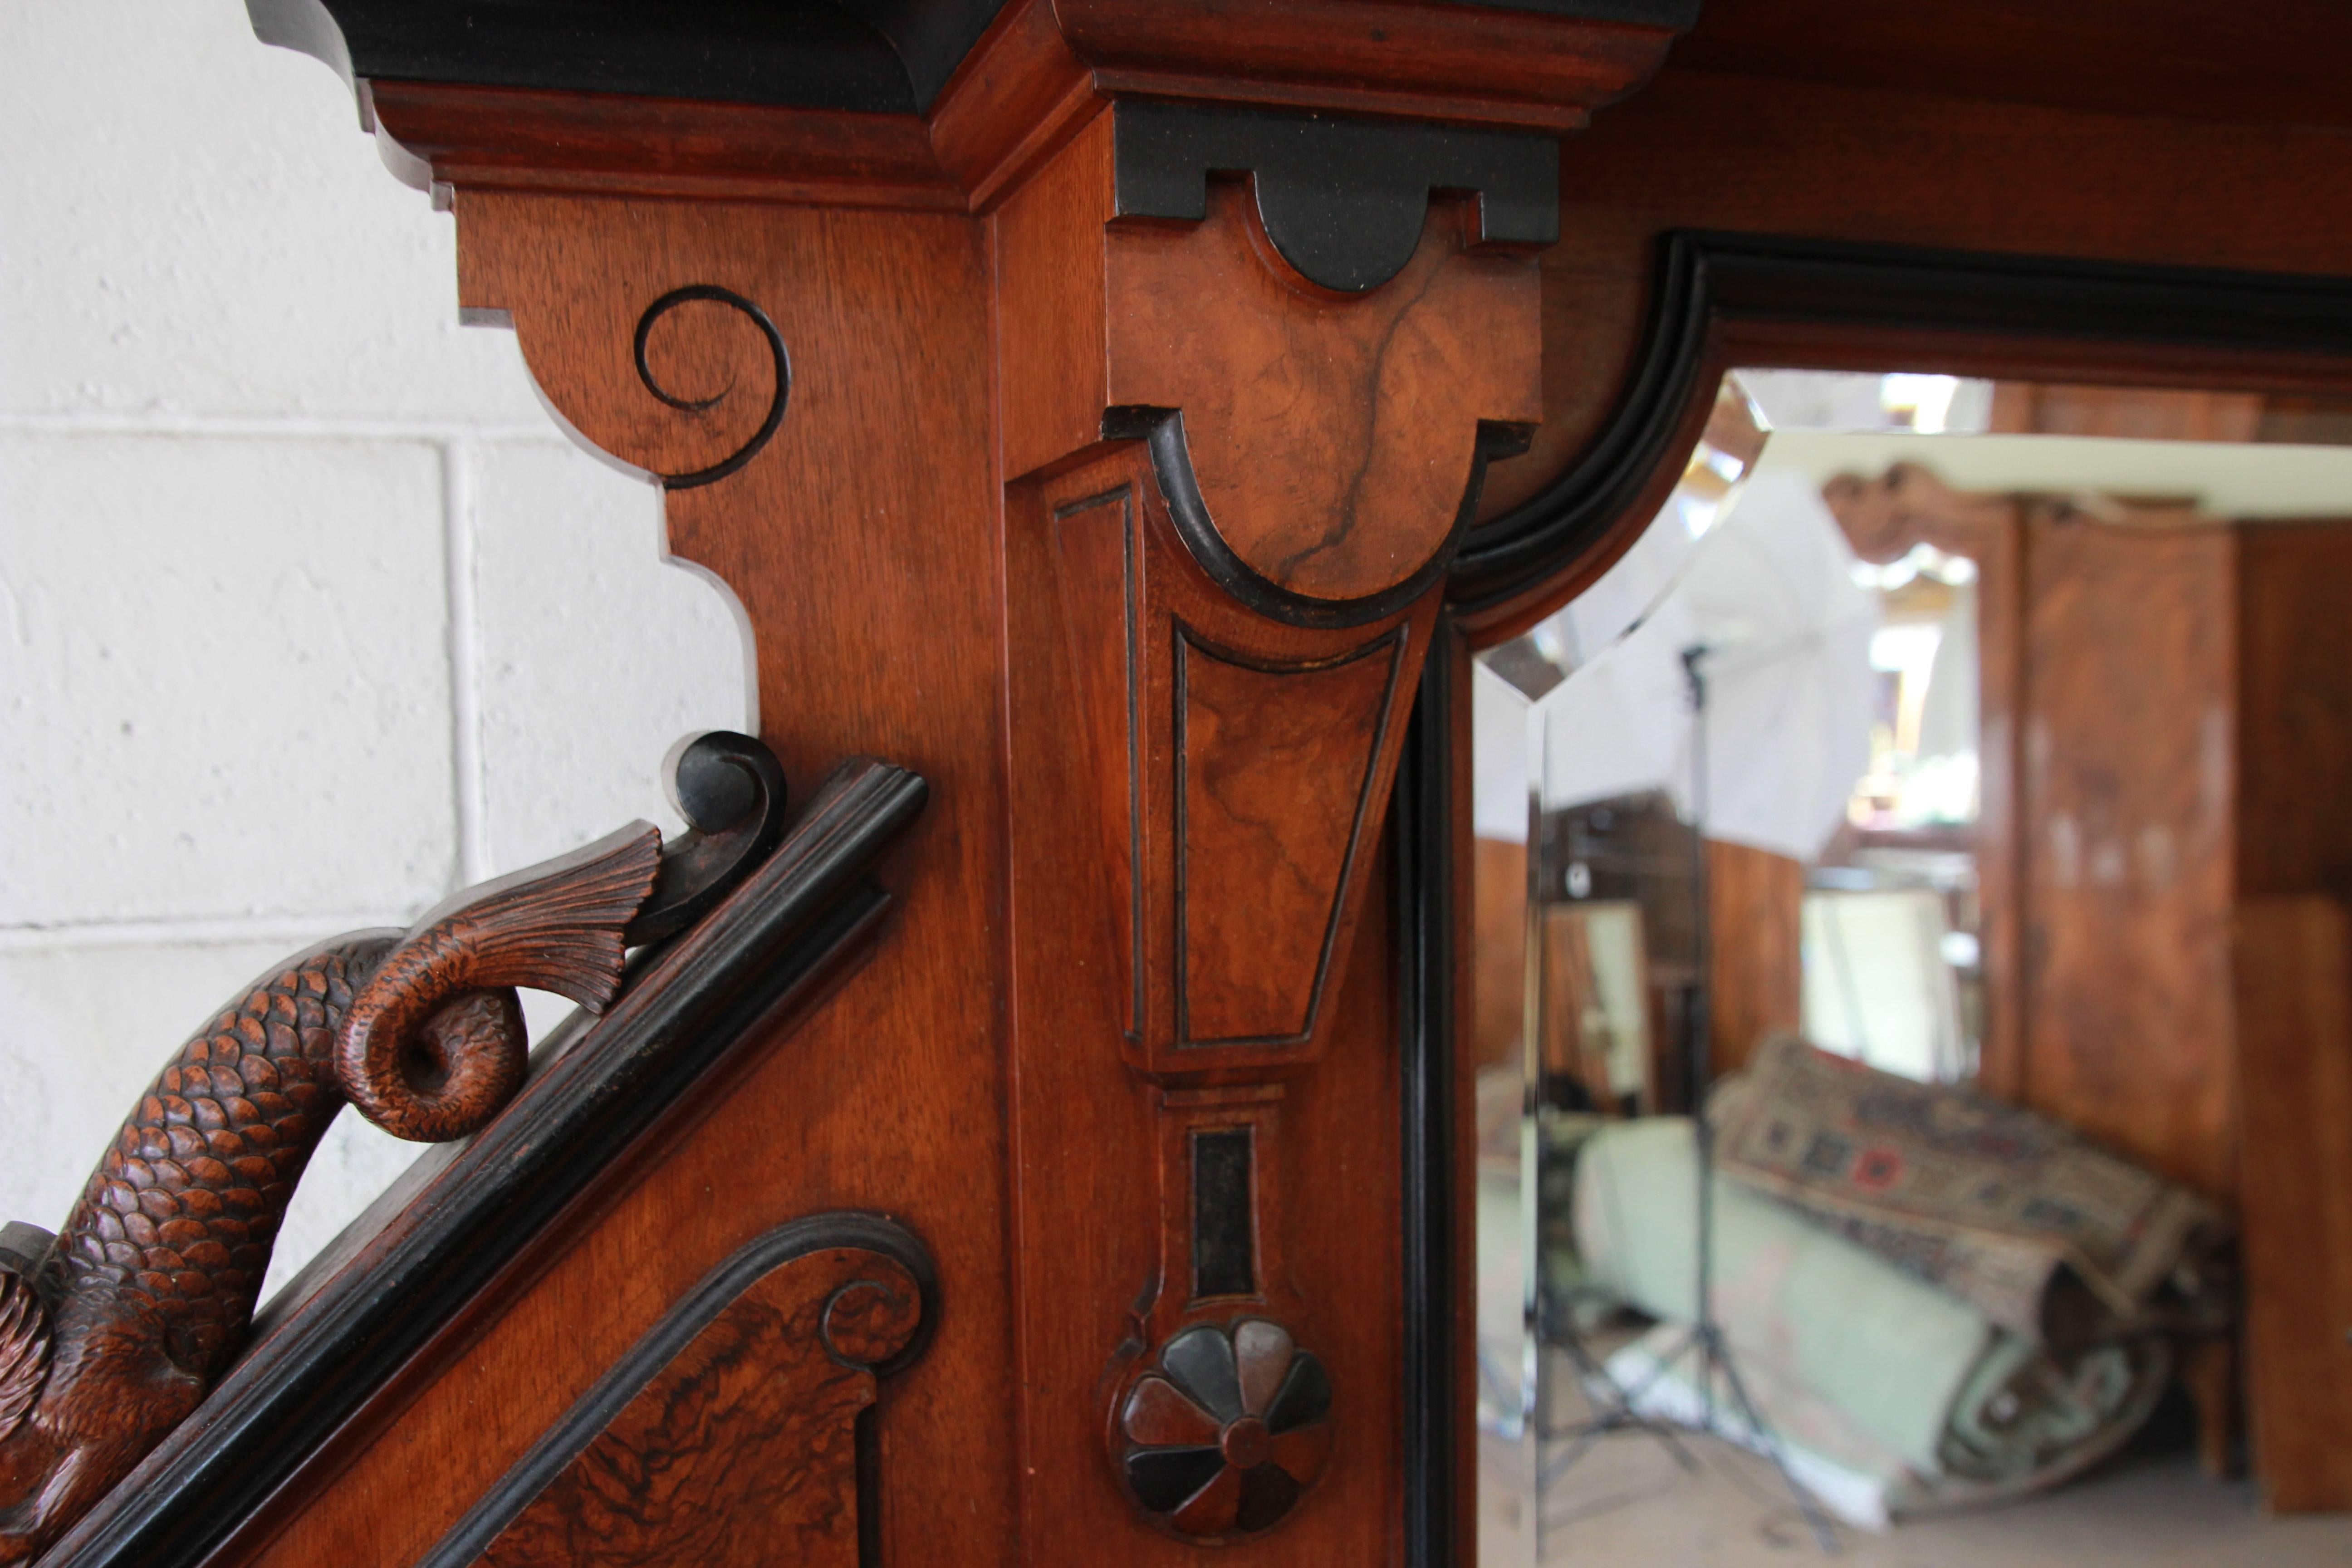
[1396,231,2352,1567]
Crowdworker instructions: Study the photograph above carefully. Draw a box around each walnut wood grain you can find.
[230,5,2352,1560]
[2235,522,2352,903]
[1477,65,2352,537]
[432,1222,929,1568]
[237,192,1022,1568]
[2232,896,2352,1512]
[2020,503,2239,1199]
[1006,444,1410,1560]
[44,763,921,1568]
[1703,841,1802,1082]
[1022,449,1436,1084]
[1179,632,1403,1044]
[363,81,966,211]
[1000,111,1542,607]
[357,0,1680,217]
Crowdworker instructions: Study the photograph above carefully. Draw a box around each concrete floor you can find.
[1480,1377,2352,1568]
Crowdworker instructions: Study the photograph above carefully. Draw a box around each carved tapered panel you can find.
[427,1219,932,1568]
[1177,629,1405,1045]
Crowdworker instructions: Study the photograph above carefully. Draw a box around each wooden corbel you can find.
[995,85,1552,1548]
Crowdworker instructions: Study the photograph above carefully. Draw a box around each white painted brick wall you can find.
[0,0,751,1302]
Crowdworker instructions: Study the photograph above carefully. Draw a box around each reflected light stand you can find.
[1540,645,1839,1555]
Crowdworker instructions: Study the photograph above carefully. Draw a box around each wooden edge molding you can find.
[340,0,1685,215]
[1392,630,1464,1568]
[42,758,930,1568]
[1450,230,2352,637]
[1111,408,1532,630]
[419,1214,936,1567]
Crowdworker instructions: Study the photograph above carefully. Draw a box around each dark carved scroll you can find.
[0,733,794,1563]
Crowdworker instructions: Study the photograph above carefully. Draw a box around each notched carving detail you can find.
[1112,102,1559,294]
[633,285,790,490]
[0,732,793,1561]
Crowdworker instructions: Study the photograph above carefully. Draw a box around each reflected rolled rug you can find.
[1573,1117,2171,1524]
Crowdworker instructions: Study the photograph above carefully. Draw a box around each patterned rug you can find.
[1709,1037,2228,1342]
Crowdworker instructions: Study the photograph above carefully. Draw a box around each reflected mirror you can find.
[1472,368,2352,1564]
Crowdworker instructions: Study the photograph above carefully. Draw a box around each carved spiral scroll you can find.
[625,730,790,948]
[633,285,790,491]
[337,826,662,1142]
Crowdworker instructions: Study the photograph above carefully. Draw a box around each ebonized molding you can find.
[1111,102,1559,294]
[41,759,929,1568]
[420,1214,936,1567]
[1450,230,2352,616]
[1107,408,1532,629]
[1393,634,1459,1568]
[247,0,1699,114]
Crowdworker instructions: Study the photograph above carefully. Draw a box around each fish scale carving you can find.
[52,939,387,1382]
[0,730,788,1560]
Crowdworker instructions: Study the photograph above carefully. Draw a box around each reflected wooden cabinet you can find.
[1837,471,2352,1505]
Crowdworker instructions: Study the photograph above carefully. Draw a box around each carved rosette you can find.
[1114,1320,1333,1542]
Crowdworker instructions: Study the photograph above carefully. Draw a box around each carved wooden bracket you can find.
[996,86,1548,1548]
[1003,105,1543,619]
[0,733,788,1562]
[243,4,1669,1554]
[421,1216,933,1568]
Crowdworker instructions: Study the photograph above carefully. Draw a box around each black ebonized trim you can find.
[634,285,791,492]
[1450,230,2352,615]
[1395,632,1458,1568]
[45,759,930,1568]
[247,1,1693,114]
[246,0,998,114]
[418,1213,937,1568]
[1112,102,1560,294]
[1189,1129,1258,1300]
[1109,407,1529,631]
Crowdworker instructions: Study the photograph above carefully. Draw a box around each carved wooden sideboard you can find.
[16,0,2352,1562]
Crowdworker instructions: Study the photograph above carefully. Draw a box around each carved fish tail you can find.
[40,933,400,1383]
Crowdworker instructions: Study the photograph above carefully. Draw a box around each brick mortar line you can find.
[0,913,417,954]
[0,412,568,443]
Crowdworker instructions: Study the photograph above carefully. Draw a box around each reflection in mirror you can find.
[1472,370,2352,1563]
